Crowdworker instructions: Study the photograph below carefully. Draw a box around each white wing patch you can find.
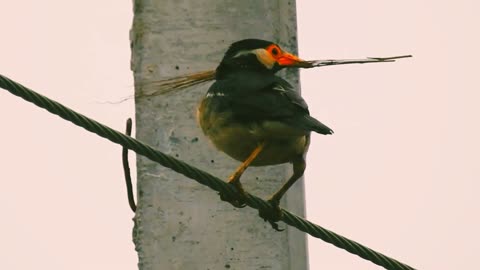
[272,84,287,92]
[206,92,226,98]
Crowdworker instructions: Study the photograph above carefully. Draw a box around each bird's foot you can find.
[219,181,247,208]
[258,198,284,231]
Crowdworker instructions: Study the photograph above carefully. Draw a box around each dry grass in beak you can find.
[111,54,410,103]
[305,55,412,68]
[135,70,216,99]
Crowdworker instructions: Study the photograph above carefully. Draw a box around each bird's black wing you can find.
[269,78,333,135]
[215,73,333,135]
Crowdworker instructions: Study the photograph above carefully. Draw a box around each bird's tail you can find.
[303,115,334,135]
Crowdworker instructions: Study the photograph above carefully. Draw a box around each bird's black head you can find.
[216,39,311,79]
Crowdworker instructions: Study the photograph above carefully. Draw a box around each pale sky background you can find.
[1,1,479,269]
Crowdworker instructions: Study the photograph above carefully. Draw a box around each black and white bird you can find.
[196,39,333,220]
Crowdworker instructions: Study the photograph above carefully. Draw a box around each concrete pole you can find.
[130,1,308,269]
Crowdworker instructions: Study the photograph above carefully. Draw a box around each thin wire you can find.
[0,74,416,270]
[123,118,136,212]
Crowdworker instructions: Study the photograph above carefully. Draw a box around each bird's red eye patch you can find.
[266,44,282,59]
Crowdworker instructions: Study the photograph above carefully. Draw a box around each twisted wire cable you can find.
[0,74,416,270]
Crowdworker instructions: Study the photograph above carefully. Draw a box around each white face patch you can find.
[232,48,276,69]
[252,48,276,69]
[233,50,254,58]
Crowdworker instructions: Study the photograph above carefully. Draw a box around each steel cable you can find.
[0,74,415,270]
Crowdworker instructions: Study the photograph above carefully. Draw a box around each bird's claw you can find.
[219,191,247,208]
[259,198,284,231]
[219,181,247,208]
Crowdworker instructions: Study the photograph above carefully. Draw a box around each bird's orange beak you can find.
[277,52,313,68]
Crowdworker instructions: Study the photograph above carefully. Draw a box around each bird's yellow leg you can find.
[259,156,306,231]
[269,157,306,203]
[228,142,266,193]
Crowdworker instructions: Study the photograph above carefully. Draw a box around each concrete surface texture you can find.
[131,1,307,269]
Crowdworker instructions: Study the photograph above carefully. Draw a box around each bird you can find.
[196,39,333,225]
[132,39,408,228]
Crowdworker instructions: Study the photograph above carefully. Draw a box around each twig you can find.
[306,55,412,67]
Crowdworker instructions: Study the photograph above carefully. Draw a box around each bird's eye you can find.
[271,48,279,56]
